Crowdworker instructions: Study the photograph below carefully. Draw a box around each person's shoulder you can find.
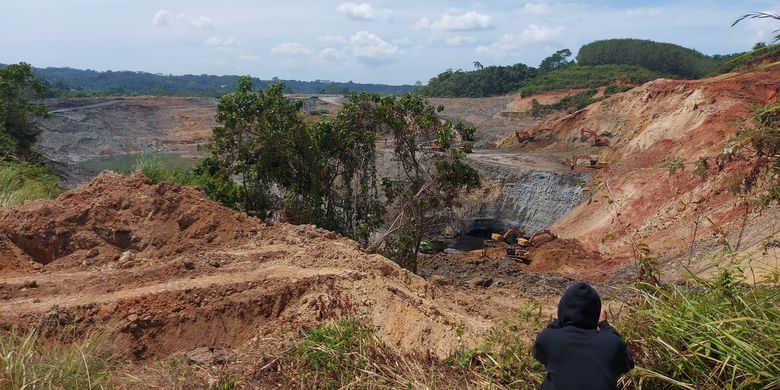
[536,321,560,338]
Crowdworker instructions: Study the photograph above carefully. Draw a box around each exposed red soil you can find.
[0,173,545,360]
[497,65,780,277]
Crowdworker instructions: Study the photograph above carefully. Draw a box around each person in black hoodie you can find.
[533,282,634,390]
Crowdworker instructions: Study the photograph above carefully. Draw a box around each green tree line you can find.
[419,38,769,98]
[0,65,417,97]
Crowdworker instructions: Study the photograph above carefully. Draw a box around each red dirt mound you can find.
[0,173,538,360]
[0,172,259,273]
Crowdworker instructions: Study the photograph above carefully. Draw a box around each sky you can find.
[2,1,779,85]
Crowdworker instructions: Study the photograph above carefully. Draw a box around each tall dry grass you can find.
[0,327,121,389]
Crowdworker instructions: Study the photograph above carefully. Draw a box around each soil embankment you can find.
[0,173,549,360]
[497,65,780,278]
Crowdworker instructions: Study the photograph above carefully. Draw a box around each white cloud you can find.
[625,8,663,17]
[320,47,345,61]
[414,17,430,31]
[347,31,400,66]
[476,25,564,58]
[444,35,475,46]
[152,10,171,27]
[337,2,393,21]
[191,16,216,29]
[428,11,494,32]
[205,36,241,47]
[271,42,313,55]
[318,34,349,45]
[520,3,552,16]
[518,24,563,43]
[176,13,216,29]
[391,37,412,46]
[239,54,259,61]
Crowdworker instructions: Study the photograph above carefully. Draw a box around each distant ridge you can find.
[0,64,417,97]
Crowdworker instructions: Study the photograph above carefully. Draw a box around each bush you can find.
[0,161,61,207]
[622,272,780,389]
[718,44,780,73]
[418,64,537,97]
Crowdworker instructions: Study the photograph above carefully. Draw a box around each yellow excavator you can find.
[482,228,530,261]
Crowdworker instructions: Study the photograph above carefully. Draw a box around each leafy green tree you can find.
[209,77,306,217]
[210,79,479,271]
[538,49,574,74]
[0,63,49,161]
[354,94,480,271]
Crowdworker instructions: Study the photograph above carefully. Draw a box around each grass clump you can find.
[133,154,242,211]
[622,270,780,389]
[288,318,376,388]
[0,161,61,207]
[450,305,548,388]
[281,317,477,389]
[0,327,121,389]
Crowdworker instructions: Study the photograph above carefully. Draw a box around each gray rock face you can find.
[457,158,589,239]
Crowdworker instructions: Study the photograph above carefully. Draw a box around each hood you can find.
[557,282,601,329]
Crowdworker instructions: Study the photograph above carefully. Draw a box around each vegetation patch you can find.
[519,65,665,97]
[0,161,61,207]
[577,39,723,78]
[134,154,242,211]
[417,63,537,97]
[622,272,780,389]
[0,327,122,389]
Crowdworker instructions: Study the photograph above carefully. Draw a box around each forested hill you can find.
[576,39,726,78]
[5,65,417,97]
[419,38,756,98]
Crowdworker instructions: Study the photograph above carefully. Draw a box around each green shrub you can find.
[288,318,376,388]
[622,271,780,389]
[418,63,537,97]
[282,318,487,389]
[0,161,61,207]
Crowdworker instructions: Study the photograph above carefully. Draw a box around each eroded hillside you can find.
[498,64,780,279]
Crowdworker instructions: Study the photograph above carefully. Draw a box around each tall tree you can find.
[0,62,48,161]
[538,49,574,73]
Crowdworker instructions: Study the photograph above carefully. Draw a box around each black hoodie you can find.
[533,282,634,390]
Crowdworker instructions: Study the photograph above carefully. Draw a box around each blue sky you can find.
[1,1,779,84]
